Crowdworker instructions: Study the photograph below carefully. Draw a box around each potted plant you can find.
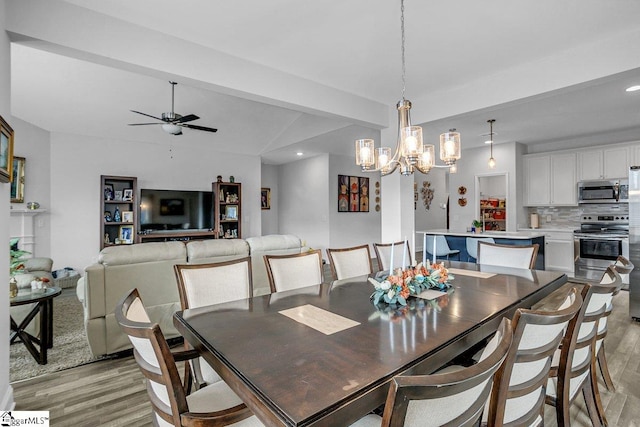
[9,238,31,297]
[472,220,483,233]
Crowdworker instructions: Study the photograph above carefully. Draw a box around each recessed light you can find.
[626,85,640,92]
[296,152,303,156]
[484,140,493,144]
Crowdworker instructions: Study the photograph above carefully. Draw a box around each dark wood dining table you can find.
[174,261,566,427]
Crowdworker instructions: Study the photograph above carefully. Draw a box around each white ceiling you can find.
[8,0,640,164]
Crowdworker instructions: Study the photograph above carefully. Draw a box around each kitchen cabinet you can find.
[633,145,640,168]
[543,231,575,275]
[578,146,631,180]
[524,153,576,206]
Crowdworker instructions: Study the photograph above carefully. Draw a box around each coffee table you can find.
[10,286,62,365]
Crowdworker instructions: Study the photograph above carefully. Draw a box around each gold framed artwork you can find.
[11,156,25,203]
[0,115,15,183]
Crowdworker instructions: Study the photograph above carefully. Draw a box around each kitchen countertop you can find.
[518,227,576,233]
[417,229,546,239]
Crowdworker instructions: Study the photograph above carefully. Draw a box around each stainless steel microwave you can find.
[578,179,629,204]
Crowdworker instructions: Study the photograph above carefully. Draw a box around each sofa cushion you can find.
[99,241,186,266]
[246,235,301,252]
[186,239,249,264]
[24,257,53,273]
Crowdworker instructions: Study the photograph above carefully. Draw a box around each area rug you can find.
[10,290,102,383]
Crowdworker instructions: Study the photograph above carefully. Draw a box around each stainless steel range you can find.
[574,212,630,284]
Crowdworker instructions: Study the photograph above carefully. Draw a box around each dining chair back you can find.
[373,241,413,272]
[546,266,622,426]
[264,249,324,293]
[349,318,513,427]
[115,288,256,427]
[327,244,374,280]
[486,287,583,426]
[591,266,623,399]
[174,258,253,389]
[477,242,539,269]
[465,237,495,262]
[425,235,461,261]
[613,254,634,275]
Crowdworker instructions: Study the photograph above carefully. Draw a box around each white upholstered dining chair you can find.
[349,318,512,427]
[327,244,374,280]
[174,258,253,389]
[115,288,263,427]
[546,267,622,426]
[477,241,539,269]
[485,287,583,426]
[373,241,413,272]
[264,249,324,293]
[465,237,495,262]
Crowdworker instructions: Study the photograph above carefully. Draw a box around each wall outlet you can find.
[546,215,552,222]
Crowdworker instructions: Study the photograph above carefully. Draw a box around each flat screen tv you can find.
[139,189,213,233]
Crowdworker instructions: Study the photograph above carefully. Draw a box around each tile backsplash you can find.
[527,204,628,229]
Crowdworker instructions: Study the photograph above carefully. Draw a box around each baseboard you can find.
[1,384,15,411]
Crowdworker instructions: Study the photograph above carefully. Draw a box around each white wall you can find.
[260,163,279,235]
[414,167,448,253]
[1,0,14,411]
[448,142,521,232]
[278,154,330,251]
[328,154,381,250]
[48,132,262,271]
[9,117,51,257]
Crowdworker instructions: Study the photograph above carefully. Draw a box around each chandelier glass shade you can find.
[354,0,460,176]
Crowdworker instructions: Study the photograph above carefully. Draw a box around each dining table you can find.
[173,261,567,427]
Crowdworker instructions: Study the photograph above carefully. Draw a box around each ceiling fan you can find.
[128,81,218,135]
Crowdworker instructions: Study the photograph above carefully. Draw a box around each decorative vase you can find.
[9,277,18,298]
[114,206,121,222]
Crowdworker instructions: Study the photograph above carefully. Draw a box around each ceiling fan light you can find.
[162,123,182,135]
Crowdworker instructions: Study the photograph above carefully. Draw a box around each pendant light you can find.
[487,119,496,169]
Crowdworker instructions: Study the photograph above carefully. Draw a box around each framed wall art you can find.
[338,174,369,212]
[0,115,14,183]
[10,156,25,203]
[261,188,271,209]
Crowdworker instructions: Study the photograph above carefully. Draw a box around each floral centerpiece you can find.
[369,261,454,306]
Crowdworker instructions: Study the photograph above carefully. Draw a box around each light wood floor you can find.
[11,284,640,426]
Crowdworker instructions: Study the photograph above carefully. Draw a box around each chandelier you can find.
[355,0,461,176]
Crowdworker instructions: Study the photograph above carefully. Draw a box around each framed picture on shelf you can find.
[114,190,123,201]
[0,116,15,183]
[122,211,133,223]
[119,225,134,244]
[261,188,271,210]
[123,188,133,201]
[225,205,238,220]
[10,156,25,203]
[104,183,114,201]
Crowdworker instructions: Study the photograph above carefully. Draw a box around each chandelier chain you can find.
[400,0,406,100]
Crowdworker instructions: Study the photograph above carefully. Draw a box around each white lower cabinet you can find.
[544,231,575,275]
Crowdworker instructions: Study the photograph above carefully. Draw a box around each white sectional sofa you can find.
[77,235,303,357]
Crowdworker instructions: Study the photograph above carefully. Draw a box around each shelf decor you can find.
[369,261,454,306]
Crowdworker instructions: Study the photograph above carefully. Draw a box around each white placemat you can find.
[415,289,448,300]
[447,268,496,279]
[279,304,360,335]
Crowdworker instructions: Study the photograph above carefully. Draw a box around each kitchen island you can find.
[417,229,546,269]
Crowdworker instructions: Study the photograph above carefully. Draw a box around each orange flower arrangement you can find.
[369,261,454,306]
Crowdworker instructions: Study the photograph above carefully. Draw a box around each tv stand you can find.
[138,230,218,243]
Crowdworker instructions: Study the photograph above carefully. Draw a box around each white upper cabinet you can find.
[524,153,576,206]
[578,146,631,180]
[632,144,640,169]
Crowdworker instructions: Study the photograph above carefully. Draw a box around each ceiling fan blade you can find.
[128,122,163,126]
[175,114,199,123]
[130,110,164,121]
[180,123,218,133]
